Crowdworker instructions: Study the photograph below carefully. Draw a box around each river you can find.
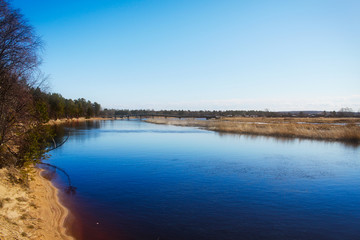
[46,119,360,240]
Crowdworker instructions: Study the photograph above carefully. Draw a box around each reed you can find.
[145,118,360,143]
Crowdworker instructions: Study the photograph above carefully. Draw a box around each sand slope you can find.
[0,168,74,240]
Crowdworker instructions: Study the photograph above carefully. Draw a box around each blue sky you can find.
[11,0,360,111]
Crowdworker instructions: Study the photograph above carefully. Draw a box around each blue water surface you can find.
[47,120,360,240]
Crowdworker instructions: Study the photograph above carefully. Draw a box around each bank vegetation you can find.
[0,0,101,168]
[145,117,360,143]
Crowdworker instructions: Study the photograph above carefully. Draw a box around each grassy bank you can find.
[145,117,360,143]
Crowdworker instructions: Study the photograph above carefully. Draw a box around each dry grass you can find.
[220,117,360,124]
[46,117,113,125]
[145,117,360,143]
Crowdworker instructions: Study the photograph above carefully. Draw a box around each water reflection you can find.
[51,120,103,144]
[62,120,102,130]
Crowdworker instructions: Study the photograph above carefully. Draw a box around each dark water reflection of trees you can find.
[51,120,102,145]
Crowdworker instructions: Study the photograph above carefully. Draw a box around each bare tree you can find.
[0,0,42,78]
[0,0,43,167]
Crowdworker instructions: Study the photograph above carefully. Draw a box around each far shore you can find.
[0,168,74,240]
[46,116,114,125]
[145,117,360,143]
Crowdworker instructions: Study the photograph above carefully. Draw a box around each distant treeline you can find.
[100,109,360,118]
[32,88,101,120]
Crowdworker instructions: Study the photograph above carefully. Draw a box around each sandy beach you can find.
[0,168,74,240]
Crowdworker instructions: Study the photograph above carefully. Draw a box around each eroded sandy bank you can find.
[0,168,74,240]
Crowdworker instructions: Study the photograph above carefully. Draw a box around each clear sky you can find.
[11,0,360,111]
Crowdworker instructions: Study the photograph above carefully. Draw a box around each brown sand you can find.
[0,168,74,240]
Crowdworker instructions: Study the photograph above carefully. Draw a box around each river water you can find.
[46,119,360,240]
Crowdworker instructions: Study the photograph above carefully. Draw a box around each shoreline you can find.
[46,117,114,125]
[36,169,75,240]
[0,167,75,240]
[145,117,360,144]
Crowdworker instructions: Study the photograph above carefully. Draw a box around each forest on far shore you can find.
[32,89,101,121]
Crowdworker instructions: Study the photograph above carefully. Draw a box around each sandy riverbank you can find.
[47,117,113,125]
[0,168,74,240]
